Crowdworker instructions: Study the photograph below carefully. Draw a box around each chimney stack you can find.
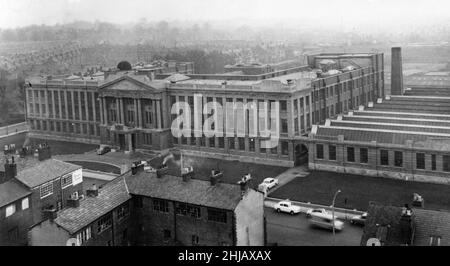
[391,47,404,95]
[182,166,194,182]
[86,184,99,197]
[1,157,17,184]
[210,169,223,186]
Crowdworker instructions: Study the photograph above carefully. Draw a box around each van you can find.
[309,213,344,231]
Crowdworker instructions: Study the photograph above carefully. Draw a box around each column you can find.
[78,91,83,134]
[134,98,138,127]
[203,97,209,147]
[71,90,76,121]
[31,88,35,117]
[152,100,157,129]
[116,98,121,124]
[120,98,125,124]
[51,90,56,119]
[58,90,63,120]
[137,99,143,128]
[156,100,162,129]
[297,98,301,135]
[222,96,228,151]
[92,92,97,122]
[287,99,294,137]
[103,98,108,125]
[85,90,90,121]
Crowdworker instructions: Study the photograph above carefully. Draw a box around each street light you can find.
[332,189,341,246]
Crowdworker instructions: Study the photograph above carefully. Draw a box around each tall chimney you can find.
[391,47,404,95]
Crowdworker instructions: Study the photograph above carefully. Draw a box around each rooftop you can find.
[413,208,450,246]
[0,180,31,207]
[126,171,246,211]
[16,159,81,188]
[54,177,131,234]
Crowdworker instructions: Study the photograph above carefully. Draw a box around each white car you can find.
[273,200,301,215]
[261,178,279,190]
[306,208,330,218]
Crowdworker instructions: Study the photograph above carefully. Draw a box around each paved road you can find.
[265,207,363,246]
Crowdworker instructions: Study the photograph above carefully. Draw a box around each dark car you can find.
[97,145,111,155]
[350,212,367,226]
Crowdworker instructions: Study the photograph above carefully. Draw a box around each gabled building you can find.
[0,178,32,246]
[413,208,450,246]
[29,177,132,246]
[126,168,265,246]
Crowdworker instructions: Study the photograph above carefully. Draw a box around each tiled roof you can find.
[413,208,450,246]
[0,180,31,207]
[361,203,413,246]
[126,172,244,211]
[54,177,131,234]
[15,159,81,188]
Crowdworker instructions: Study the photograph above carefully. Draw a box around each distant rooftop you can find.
[16,159,81,188]
[126,172,246,211]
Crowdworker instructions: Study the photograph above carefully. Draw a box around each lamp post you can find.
[332,189,341,246]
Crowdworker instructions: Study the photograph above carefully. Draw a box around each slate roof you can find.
[126,172,243,211]
[360,203,414,246]
[15,159,81,188]
[0,180,31,207]
[54,177,131,234]
[413,208,450,246]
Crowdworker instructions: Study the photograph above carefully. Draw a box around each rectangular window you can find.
[360,148,368,164]
[347,147,355,162]
[207,208,227,223]
[5,204,16,217]
[238,138,245,151]
[144,133,152,145]
[280,100,287,112]
[21,198,29,210]
[97,214,112,234]
[281,141,289,156]
[432,154,437,170]
[430,236,442,246]
[117,203,130,221]
[153,199,169,213]
[76,226,92,245]
[329,145,336,161]
[40,181,54,199]
[61,174,73,188]
[228,138,235,150]
[416,153,425,170]
[176,203,201,218]
[281,119,288,133]
[316,144,324,159]
[394,151,403,167]
[443,155,450,172]
[380,150,389,166]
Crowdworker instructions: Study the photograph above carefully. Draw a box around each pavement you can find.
[265,206,363,246]
[0,122,28,138]
[267,165,310,194]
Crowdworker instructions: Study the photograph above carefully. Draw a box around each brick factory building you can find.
[25,52,384,167]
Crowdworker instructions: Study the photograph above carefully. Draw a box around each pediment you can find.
[100,76,162,93]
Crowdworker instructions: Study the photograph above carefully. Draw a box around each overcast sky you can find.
[0,0,449,30]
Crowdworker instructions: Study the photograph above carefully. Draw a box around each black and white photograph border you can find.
[0,0,450,254]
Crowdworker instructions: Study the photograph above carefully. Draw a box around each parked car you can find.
[261,177,279,190]
[350,212,368,226]
[306,208,330,218]
[97,145,111,155]
[309,214,344,231]
[273,200,301,215]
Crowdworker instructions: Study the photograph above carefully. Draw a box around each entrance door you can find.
[118,134,126,150]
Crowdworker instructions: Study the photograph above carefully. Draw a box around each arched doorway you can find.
[294,143,308,166]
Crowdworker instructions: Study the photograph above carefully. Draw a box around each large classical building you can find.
[26,52,384,167]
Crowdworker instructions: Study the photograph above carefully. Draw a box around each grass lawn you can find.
[154,155,288,189]
[270,170,450,212]
[29,138,97,155]
[67,160,121,174]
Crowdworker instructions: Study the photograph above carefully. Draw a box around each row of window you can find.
[39,174,74,199]
[106,98,157,128]
[316,144,450,171]
[174,136,290,156]
[151,198,228,224]
[28,89,100,121]
[30,120,101,137]
[4,198,29,218]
